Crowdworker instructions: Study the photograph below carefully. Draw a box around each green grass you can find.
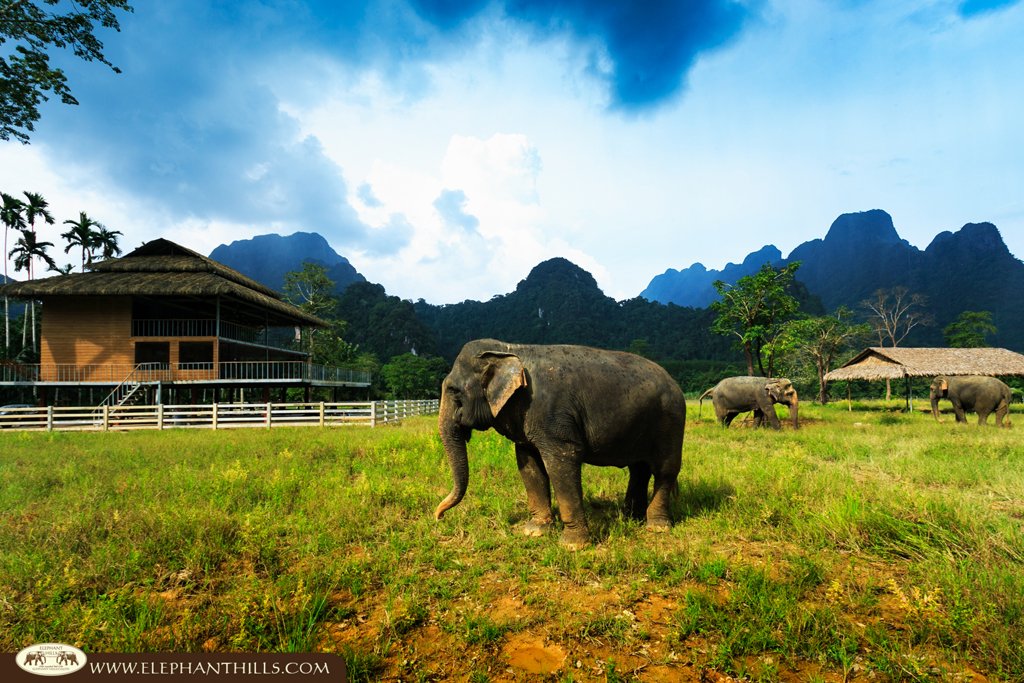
[1,402,1023,680]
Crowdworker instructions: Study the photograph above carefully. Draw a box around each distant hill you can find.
[642,210,1024,350]
[209,232,365,295]
[641,245,784,307]
[416,257,759,362]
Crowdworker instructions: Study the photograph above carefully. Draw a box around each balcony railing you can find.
[131,319,299,351]
[0,362,372,386]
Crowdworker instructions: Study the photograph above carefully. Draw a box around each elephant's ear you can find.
[939,378,948,393]
[479,352,526,417]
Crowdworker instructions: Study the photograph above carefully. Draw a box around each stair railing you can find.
[96,363,164,411]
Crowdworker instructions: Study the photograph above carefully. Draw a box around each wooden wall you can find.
[40,296,133,381]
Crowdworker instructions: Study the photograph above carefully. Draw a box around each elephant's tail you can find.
[697,388,714,421]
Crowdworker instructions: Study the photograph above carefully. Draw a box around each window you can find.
[179,341,214,367]
[135,342,170,366]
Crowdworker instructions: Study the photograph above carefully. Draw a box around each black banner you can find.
[8,649,347,683]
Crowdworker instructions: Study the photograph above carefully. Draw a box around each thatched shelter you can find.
[825,347,1024,382]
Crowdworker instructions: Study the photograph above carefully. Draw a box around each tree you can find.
[943,310,997,348]
[280,262,364,369]
[860,286,933,347]
[711,262,802,376]
[860,286,933,399]
[61,210,100,271]
[93,223,122,259]
[1,0,133,143]
[8,228,55,346]
[282,261,337,320]
[0,191,26,350]
[780,307,871,403]
[379,353,448,399]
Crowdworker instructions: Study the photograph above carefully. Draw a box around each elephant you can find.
[434,339,687,549]
[698,376,799,429]
[929,375,1011,427]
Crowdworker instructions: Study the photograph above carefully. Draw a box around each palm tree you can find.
[20,192,55,348]
[0,193,27,352]
[9,231,56,348]
[93,224,123,261]
[22,192,55,277]
[61,212,101,271]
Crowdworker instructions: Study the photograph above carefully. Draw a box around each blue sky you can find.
[2,0,1022,303]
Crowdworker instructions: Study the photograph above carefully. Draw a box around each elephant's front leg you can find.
[545,453,590,549]
[515,443,554,536]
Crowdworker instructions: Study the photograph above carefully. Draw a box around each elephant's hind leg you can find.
[625,462,651,521]
[996,402,1010,427]
[645,436,683,532]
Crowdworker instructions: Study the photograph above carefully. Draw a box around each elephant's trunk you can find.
[435,389,469,520]
[930,395,941,421]
[789,391,799,429]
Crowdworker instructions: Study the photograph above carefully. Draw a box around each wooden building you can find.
[0,238,370,405]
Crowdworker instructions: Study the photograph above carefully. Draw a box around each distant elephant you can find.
[929,375,1011,427]
[435,339,687,549]
[698,376,799,429]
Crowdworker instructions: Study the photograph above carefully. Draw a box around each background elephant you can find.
[698,376,799,429]
[435,339,687,549]
[930,375,1011,427]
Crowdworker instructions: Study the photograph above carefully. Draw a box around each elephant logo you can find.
[16,643,87,676]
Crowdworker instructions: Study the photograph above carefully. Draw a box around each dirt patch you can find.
[502,632,566,674]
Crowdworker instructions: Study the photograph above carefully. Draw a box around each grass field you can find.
[1,401,1022,681]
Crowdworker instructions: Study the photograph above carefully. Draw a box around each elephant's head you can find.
[435,343,527,520]
[930,376,949,421]
[766,378,799,428]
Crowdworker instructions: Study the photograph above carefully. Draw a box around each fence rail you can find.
[0,400,439,432]
[0,362,372,385]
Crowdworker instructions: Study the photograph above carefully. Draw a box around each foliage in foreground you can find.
[0,403,1022,681]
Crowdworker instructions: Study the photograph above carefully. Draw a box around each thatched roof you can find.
[825,347,1024,381]
[0,238,326,327]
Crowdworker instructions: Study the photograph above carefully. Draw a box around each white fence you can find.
[0,400,439,432]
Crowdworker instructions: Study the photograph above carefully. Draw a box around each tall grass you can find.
[1,402,1022,680]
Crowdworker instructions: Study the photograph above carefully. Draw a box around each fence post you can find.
[266,402,272,428]
[371,401,377,428]
[47,405,54,432]
[319,402,325,427]
[212,403,219,430]
[103,404,110,431]
[157,403,164,430]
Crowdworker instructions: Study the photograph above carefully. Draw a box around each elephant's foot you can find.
[645,516,672,533]
[559,526,591,551]
[520,519,554,537]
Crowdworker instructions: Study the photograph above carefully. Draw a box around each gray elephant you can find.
[698,376,799,429]
[435,339,687,549]
[929,375,1011,427]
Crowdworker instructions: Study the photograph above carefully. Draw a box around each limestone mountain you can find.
[641,245,784,308]
[209,232,365,295]
[642,210,1024,350]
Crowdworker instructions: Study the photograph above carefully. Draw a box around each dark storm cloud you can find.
[433,189,480,232]
[36,2,408,251]
[409,0,751,109]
